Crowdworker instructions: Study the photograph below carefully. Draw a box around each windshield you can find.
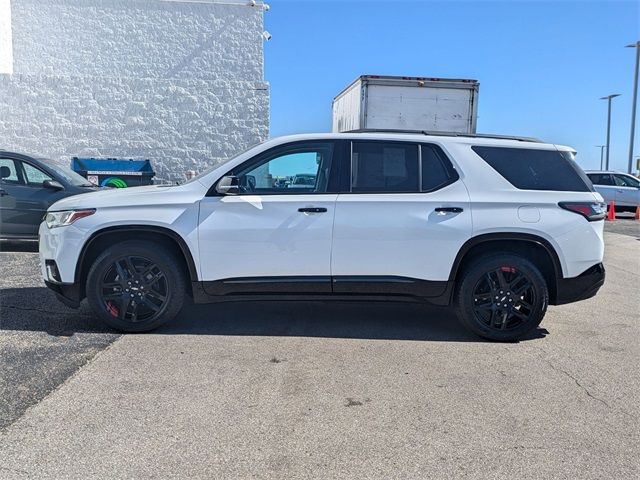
[46,162,94,187]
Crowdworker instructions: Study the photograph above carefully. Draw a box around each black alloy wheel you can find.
[100,256,169,323]
[86,241,186,332]
[455,254,548,341]
[471,266,536,332]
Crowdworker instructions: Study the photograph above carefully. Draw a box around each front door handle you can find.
[0,189,8,197]
[298,207,327,213]
[435,207,463,214]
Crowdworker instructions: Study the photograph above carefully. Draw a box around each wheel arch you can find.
[449,233,563,304]
[75,225,198,299]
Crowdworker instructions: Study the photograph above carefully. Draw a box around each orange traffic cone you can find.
[635,205,640,221]
[606,201,616,221]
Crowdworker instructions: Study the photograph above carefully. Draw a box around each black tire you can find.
[86,240,186,332]
[454,254,548,341]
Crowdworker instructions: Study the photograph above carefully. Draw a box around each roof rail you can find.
[344,129,543,143]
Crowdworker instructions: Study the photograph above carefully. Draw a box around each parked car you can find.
[291,173,316,188]
[1,151,97,240]
[39,132,606,341]
[584,170,640,212]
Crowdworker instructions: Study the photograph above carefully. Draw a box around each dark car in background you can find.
[0,151,97,240]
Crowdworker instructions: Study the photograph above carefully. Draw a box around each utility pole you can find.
[600,94,621,170]
[625,42,640,174]
[596,145,605,170]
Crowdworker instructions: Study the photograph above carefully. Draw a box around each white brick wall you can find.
[0,0,12,74]
[0,0,269,182]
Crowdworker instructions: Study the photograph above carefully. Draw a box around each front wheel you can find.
[454,254,549,341]
[86,241,186,332]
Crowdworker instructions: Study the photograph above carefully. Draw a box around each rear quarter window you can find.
[471,146,593,192]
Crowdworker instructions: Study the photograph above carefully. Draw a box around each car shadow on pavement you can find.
[0,287,111,337]
[0,287,548,342]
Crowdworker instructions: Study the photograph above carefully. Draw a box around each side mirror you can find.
[0,166,10,179]
[43,179,64,191]
[216,175,240,195]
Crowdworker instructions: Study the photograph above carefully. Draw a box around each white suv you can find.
[39,132,606,341]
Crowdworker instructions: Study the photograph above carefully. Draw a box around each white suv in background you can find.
[39,131,606,341]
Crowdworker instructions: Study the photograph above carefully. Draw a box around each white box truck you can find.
[332,75,480,134]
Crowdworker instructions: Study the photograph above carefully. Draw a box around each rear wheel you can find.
[86,241,186,332]
[454,254,548,341]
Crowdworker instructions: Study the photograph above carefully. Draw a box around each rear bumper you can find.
[44,280,82,309]
[554,263,605,305]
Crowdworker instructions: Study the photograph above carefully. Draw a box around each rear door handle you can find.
[298,207,327,213]
[435,207,463,214]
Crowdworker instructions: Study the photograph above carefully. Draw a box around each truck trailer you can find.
[332,75,480,134]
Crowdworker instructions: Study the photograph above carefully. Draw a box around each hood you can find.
[49,183,207,211]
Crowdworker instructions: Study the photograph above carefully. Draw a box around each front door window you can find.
[233,143,334,194]
[613,174,640,188]
[21,162,52,187]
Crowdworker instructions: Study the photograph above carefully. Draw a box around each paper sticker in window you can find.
[382,148,407,177]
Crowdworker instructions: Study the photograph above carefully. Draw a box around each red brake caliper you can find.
[106,301,119,317]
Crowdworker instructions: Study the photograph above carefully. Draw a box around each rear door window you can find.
[587,173,614,186]
[471,146,593,192]
[0,158,22,185]
[351,142,419,193]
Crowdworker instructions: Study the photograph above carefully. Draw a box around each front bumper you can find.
[39,221,87,284]
[44,280,82,309]
[554,263,605,305]
[40,221,88,308]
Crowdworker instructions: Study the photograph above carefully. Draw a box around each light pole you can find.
[595,145,606,170]
[625,42,639,174]
[600,94,621,170]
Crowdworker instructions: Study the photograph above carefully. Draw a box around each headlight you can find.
[45,209,96,229]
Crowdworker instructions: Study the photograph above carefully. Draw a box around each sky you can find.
[264,0,640,172]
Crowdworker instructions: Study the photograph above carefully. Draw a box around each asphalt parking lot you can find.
[0,218,638,479]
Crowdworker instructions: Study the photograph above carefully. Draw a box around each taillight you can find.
[558,202,606,221]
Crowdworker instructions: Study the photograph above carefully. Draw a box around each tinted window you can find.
[351,142,419,193]
[472,146,592,192]
[587,173,614,186]
[613,174,640,188]
[22,162,52,186]
[587,173,613,185]
[234,143,333,194]
[0,158,21,184]
[421,145,454,191]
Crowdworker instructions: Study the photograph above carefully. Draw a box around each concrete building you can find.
[0,0,269,182]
